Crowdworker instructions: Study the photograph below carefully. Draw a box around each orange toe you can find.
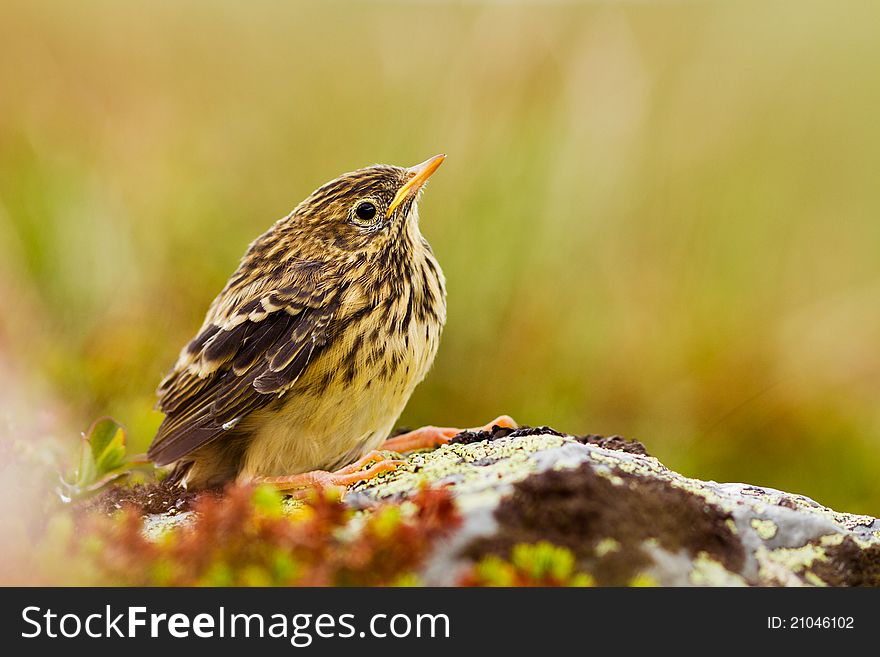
[381,426,459,453]
[253,451,404,496]
[383,415,519,453]
[478,415,517,431]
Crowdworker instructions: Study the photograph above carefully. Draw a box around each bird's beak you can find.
[386,154,446,217]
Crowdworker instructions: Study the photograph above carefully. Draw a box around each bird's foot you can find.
[250,415,517,496]
[253,450,405,496]
[381,415,517,453]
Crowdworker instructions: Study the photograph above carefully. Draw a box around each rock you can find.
[343,428,880,587]
[134,427,879,586]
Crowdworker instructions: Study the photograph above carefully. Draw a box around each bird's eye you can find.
[354,201,377,223]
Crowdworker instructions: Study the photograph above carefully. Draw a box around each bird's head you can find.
[286,154,446,259]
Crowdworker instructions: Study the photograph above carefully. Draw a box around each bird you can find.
[147,154,514,491]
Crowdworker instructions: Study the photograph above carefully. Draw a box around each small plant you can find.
[460,542,660,587]
[84,483,460,586]
[461,542,596,587]
[58,417,152,502]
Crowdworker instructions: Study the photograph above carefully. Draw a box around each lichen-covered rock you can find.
[344,428,880,586]
[133,427,879,586]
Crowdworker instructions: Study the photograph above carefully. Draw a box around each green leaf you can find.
[75,437,98,489]
[58,417,144,503]
[97,432,127,473]
[86,417,128,475]
[86,417,121,460]
[96,432,127,473]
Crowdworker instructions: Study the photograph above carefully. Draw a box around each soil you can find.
[449,424,564,445]
[573,433,650,456]
[462,462,744,585]
[79,479,220,516]
[449,424,650,456]
[810,536,880,587]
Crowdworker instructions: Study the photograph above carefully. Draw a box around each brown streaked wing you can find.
[148,271,339,467]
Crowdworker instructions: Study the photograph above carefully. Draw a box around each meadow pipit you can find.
[148,155,513,491]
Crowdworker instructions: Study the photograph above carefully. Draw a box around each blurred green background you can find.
[1,0,879,514]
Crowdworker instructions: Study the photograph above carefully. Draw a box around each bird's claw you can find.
[381,415,518,453]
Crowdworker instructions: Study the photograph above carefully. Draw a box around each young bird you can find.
[148,155,513,491]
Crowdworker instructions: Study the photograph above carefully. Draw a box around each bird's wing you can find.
[148,261,340,466]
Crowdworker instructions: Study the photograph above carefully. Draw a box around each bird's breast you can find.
[239,252,445,478]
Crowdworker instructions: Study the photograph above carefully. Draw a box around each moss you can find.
[460,542,595,587]
[629,572,659,587]
[84,484,460,586]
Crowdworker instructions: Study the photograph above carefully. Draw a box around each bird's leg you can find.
[253,450,405,494]
[252,415,517,495]
[381,415,517,453]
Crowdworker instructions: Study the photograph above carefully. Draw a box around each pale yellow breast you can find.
[238,249,445,479]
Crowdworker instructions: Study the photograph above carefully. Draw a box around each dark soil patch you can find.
[450,425,565,446]
[574,433,650,456]
[462,463,744,585]
[79,479,220,516]
[448,424,650,457]
[810,537,880,587]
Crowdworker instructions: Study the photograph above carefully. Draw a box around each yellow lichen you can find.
[755,533,846,586]
[689,552,748,586]
[750,518,778,540]
[595,537,621,557]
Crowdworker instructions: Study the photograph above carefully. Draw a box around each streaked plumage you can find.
[148,156,447,488]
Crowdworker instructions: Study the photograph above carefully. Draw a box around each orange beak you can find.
[386,154,446,217]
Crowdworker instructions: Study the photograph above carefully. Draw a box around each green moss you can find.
[462,542,595,587]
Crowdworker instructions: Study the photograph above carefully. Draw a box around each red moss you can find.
[85,484,460,586]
